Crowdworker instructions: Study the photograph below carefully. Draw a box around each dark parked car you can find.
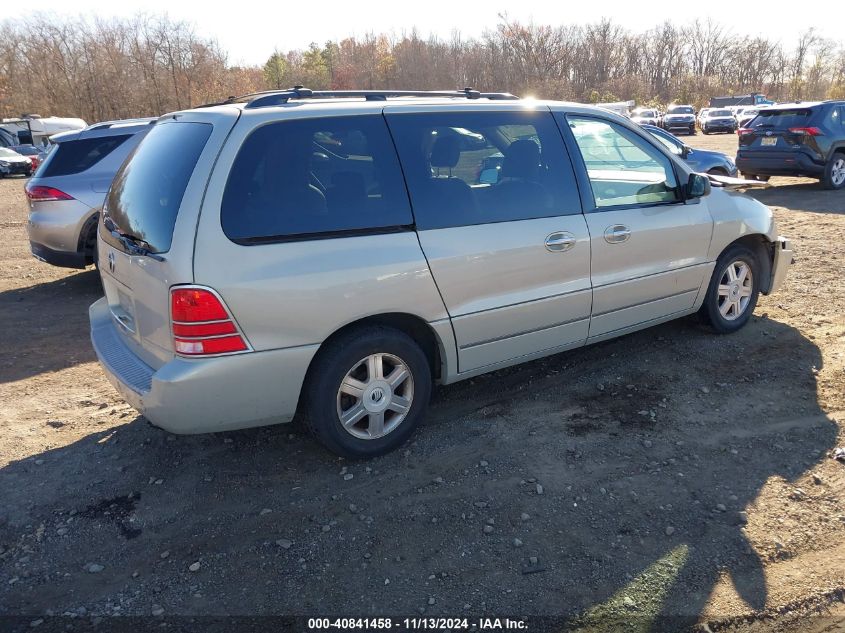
[662,105,696,135]
[700,109,737,134]
[736,101,845,188]
[642,125,737,176]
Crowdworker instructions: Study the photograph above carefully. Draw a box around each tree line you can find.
[1,13,843,122]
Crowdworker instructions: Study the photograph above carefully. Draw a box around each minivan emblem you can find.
[107,251,115,273]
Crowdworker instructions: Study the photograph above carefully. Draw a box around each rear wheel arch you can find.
[77,212,100,264]
[300,313,445,399]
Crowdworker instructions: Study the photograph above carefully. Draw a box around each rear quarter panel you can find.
[192,105,451,353]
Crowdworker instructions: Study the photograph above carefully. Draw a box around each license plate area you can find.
[761,137,777,146]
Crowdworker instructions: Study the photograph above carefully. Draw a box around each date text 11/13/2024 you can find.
[307,618,528,630]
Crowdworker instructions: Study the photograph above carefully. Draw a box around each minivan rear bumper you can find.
[90,297,318,434]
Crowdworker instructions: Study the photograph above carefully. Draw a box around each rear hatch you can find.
[97,111,237,369]
[738,107,824,161]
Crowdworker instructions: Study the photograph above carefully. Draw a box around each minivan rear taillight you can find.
[25,184,74,201]
[170,287,249,356]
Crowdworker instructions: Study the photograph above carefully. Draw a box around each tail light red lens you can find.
[788,127,823,136]
[738,128,755,136]
[171,289,229,322]
[170,287,249,356]
[24,185,74,201]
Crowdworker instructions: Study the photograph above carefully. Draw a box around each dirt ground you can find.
[1,133,844,632]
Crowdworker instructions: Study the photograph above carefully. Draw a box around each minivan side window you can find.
[566,116,681,209]
[37,135,131,178]
[386,110,581,230]
[221,115,413,243]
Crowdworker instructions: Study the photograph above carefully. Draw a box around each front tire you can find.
[302,326,432,458]
[821,152,845,190]
[699,243,761,333]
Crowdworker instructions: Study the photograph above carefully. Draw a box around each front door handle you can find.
[604,225,631,244]
[545,231,577,252]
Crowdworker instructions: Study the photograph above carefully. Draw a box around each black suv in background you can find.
[736,101,845,189]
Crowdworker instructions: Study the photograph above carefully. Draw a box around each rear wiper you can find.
[103,215,165,262]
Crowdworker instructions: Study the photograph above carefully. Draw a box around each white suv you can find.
[89,88,793,457]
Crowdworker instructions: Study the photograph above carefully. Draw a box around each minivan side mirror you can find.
[686,172,711,199]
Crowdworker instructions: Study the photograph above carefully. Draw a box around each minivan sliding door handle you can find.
[603,225,631,244]
[545,232,577,252]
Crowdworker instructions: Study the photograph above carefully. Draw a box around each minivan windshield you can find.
[103,121,212,254]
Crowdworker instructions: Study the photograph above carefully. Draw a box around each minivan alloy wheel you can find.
[336,353,414,440]
[717,260,754,321]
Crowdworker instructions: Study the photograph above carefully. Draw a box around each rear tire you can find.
[302,326,432,458]
[741,173,770,182]
[707,168,728,177]
[699,243,761,334]
[821,152,845,190]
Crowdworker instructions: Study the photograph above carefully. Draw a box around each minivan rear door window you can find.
[102,121,212,254]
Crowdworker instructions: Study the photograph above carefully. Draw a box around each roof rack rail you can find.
[198,86,519,110]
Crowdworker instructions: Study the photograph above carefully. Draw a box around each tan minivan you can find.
[90,88,793,457]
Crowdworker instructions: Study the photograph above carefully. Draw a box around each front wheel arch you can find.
[720,235,773,294]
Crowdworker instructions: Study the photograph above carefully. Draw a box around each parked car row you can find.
[632,103,768,136]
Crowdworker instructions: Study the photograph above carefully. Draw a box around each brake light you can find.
[788,127,823,136]
[170,287,248,356]
[738,128,755,136]
[24,185,74,201]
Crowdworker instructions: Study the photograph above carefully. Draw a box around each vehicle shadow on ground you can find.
[0,270,102,384]
[0,316,836,630]
[747,183,842,214]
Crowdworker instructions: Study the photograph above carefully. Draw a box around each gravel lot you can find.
[1,133,844,631]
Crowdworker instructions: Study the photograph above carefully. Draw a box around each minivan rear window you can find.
[37,135,130,177]
[749,109,813,129]
[103,122,212,254]
[221,115,412,243]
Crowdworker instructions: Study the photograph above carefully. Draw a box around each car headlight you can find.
[0,161,8,167]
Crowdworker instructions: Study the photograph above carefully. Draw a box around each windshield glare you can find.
[0,148,19,158]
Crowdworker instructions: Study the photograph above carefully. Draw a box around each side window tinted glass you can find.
[567,117,681,209]
[387,111,580,230]
[38,135,131,177]
[221,115,412,242]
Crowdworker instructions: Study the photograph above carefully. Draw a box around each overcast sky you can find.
[28,0,831,66]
